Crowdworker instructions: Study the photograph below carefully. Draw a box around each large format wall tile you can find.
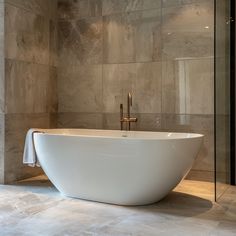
[58,65,103,112]
[58,0,102,20]
[103,63,136,113]
[134,63,162,113]
[5,0,55,18]
[162,59,214,114]
[0,54,4,113]
[47,67,58,113]
[162,1,214,60]
[103,62,161,113]
[58,17,103,65]
[5,4,50,65]
[102,0,161,15]
[162,58,214,115]
[0,2,4,114]
[0,113,4,184]
[58,112,103,129]
[5,60,50,113]
[103,9,161,63]
[162,60,181,114]
[49,20,58,67]
[185,58,214,114]
[4,113,52,183]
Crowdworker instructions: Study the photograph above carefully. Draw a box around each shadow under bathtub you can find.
[135,191,213,217]
[11,176,213,218]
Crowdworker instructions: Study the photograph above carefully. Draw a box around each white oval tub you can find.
[34,129,203,206]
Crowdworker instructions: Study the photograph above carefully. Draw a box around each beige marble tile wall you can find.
[1,0,58,183]
[0,114,4,184]
[57,0,214,181]
[0,1,4,184]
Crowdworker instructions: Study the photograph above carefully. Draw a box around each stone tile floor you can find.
[0,175,235,236]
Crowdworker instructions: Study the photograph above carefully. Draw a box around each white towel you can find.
[23,129,44,167]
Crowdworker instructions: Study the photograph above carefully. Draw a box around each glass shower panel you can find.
[215,0,231,200]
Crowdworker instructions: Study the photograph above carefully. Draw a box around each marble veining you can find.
[5,0,56,18]
[0,176,235,235]
[5,4,50,65]
[58,17,103,65]
[103,9,161,63]
[102,0,162,16]
[2,0,58,183]
[58,0,102,20]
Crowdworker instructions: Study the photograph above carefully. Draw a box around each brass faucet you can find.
[120,92,138,131]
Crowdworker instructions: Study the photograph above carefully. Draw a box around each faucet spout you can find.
[127,92,132,119]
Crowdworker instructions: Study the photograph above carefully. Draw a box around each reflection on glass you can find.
[215,0,231,200]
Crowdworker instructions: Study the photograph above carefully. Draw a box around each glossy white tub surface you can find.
[34,129,203,205]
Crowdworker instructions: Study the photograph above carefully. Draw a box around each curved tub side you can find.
[34,133,203,205]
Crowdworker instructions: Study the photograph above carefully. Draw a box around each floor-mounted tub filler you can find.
[32,129,203,206]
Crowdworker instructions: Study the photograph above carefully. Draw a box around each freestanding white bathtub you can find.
[34,129,203,205]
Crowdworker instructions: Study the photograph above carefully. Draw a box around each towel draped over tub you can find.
[23,129,44,167]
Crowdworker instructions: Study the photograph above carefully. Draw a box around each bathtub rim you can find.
[33,128,204,141]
